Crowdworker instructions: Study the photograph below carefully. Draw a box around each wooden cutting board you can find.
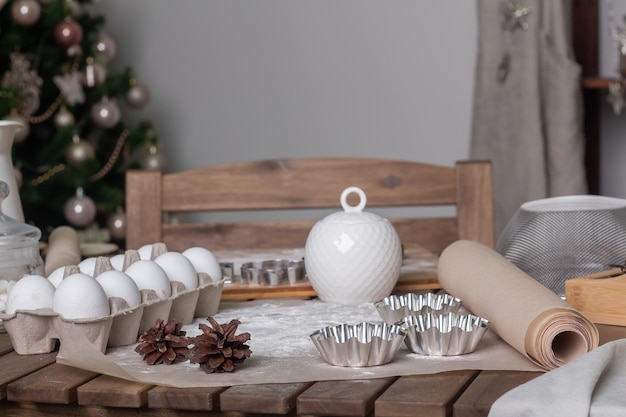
[565,267,626,326]
[216,245,440,301]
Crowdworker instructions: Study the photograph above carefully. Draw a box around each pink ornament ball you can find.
[55,19,84,48]
[12,0,41,27]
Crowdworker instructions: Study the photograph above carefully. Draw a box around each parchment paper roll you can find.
[438,240,599,370]
[44,226,82,276]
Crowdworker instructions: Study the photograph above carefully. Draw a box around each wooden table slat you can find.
[454,370,543,417]
[0,351,57,400]
[77,374,154,408]
[7,362,98,404]
[148,385,225,411]
[297,377,396,417]
[375,370,479,417]
[220,381,312,414]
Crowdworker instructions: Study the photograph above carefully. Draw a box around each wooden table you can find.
[1,324,624,417]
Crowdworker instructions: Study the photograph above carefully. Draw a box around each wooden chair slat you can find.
[7,363,97,404]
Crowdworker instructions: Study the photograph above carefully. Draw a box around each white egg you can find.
[47,266,66,288]
[137,244,154,260]
[183,247,222,282]
[95,270,141,309]
[109,254,125,271]
[5,275,56,314]
[78,257,98,276]
[124,260,172,299]
[154,251,199,290]
[53,273,110,319]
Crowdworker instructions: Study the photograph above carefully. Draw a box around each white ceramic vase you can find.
[0,121,24,222]
[304,186,402,305]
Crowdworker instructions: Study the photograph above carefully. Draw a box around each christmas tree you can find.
[0,0,166,244]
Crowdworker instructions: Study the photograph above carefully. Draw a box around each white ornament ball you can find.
[11,0,41,27]
[154,251,199,290]
[126,81,150,108]
[65,139,95,167]
[95,32,117,61]
[140,147,167,171]
[53,273,110,319]
[91,98,121,129]
[54,107,75,127]
[183,247,222,282]
[107,209,126,241]
[64,191,97,227]
[6,274,55,314]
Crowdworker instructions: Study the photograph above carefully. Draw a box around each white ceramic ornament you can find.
[154,251,199,290]
[53,273,110,319]
[6,274,56,314]
[124,260,172,299]
[183,247,222,282]
[304,186,402,305]
[95,270,141,309]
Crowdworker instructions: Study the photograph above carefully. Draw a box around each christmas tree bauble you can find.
[11,0,41,27]
[107,208,126,241]
[126,81,150,108]
[140,146,167,171]
[91,98,121,129]
[54,106,75,127]
[64,189,96,227]
[54,18,83,48]
[95,32,117,61]
[65,138,95,167]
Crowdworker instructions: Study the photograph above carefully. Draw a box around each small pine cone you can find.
[190,317,252,373]
[135,318,190,365]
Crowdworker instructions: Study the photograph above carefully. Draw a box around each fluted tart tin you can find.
[310,321,406,367]
[374,292,463,324]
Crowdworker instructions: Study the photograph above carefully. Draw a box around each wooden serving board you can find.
[216,246,440,301]
[565,267,626,326]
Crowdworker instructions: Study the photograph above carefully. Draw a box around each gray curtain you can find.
[470,0,587,239]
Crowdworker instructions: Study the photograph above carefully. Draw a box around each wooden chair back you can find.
[125,158,494,254]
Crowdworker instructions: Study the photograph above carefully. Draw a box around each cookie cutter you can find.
[240,259,306,286]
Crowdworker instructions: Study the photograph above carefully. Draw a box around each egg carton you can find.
[0,244,225,356]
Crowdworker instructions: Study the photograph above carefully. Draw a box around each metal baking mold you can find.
[374,292,463,324]
[310,321,406,367]
[240,259,306,286]
[400,312,489,356]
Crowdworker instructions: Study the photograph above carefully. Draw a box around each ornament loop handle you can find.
[340,186,367,213]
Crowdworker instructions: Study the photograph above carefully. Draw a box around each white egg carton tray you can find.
[0,245,225,356]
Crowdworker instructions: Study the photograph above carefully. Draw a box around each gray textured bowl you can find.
[310,322,406,367]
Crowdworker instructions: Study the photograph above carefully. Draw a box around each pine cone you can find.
[190,317,252,373]
[135,318,190,365]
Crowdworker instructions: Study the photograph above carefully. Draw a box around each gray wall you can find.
[94,1,477,174]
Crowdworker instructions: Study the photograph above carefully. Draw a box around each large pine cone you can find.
[190,317,252,373]
[135,318,190,365]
